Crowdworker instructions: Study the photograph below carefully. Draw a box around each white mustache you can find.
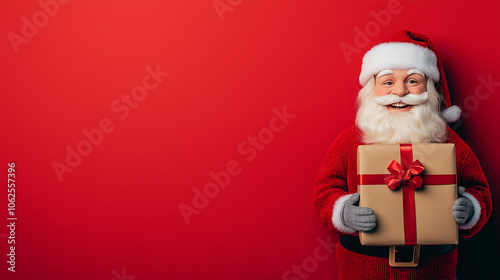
[373,92,429,106]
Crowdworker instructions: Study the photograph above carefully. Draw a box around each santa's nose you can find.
[392,82,409,97]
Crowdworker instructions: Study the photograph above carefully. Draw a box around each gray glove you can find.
[452,186,474,224]
[340,193,376,232]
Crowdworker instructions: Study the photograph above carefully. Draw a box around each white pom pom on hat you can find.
[441,105,461,123]
[359,30,460,123]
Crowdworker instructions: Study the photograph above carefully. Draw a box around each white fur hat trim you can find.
[359,42,439,86]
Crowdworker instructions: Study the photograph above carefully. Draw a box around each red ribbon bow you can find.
[384,160,425,190]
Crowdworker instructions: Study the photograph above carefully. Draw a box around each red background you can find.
[1,0,499,279]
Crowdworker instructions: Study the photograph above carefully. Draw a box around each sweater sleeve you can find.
[456,143,492,238]
[447,128,493,237]
[313,129,357,234]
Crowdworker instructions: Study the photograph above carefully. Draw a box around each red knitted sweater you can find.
[313,125,492,279]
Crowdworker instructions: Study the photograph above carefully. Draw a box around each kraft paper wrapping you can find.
[357,143,458,246]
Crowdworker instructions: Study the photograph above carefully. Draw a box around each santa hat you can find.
[359,30,461,123]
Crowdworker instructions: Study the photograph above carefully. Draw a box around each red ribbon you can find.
[399,144,418,245]
[357,144,457,245]
[384,159,425,190]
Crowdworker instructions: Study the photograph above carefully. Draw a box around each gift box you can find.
[357,143,458,246]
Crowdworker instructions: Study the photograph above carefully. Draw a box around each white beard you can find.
[355,78,448,144]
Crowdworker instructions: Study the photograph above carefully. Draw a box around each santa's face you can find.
[374,69,427,112]
[355,68,447,144]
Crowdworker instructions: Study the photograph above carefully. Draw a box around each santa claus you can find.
[313,30,492,279]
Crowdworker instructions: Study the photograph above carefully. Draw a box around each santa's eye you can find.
[383,81,393,85]
[407,80,418,84]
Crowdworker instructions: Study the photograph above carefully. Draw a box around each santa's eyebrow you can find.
[376,70,394,79]
[408,69,426,77]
